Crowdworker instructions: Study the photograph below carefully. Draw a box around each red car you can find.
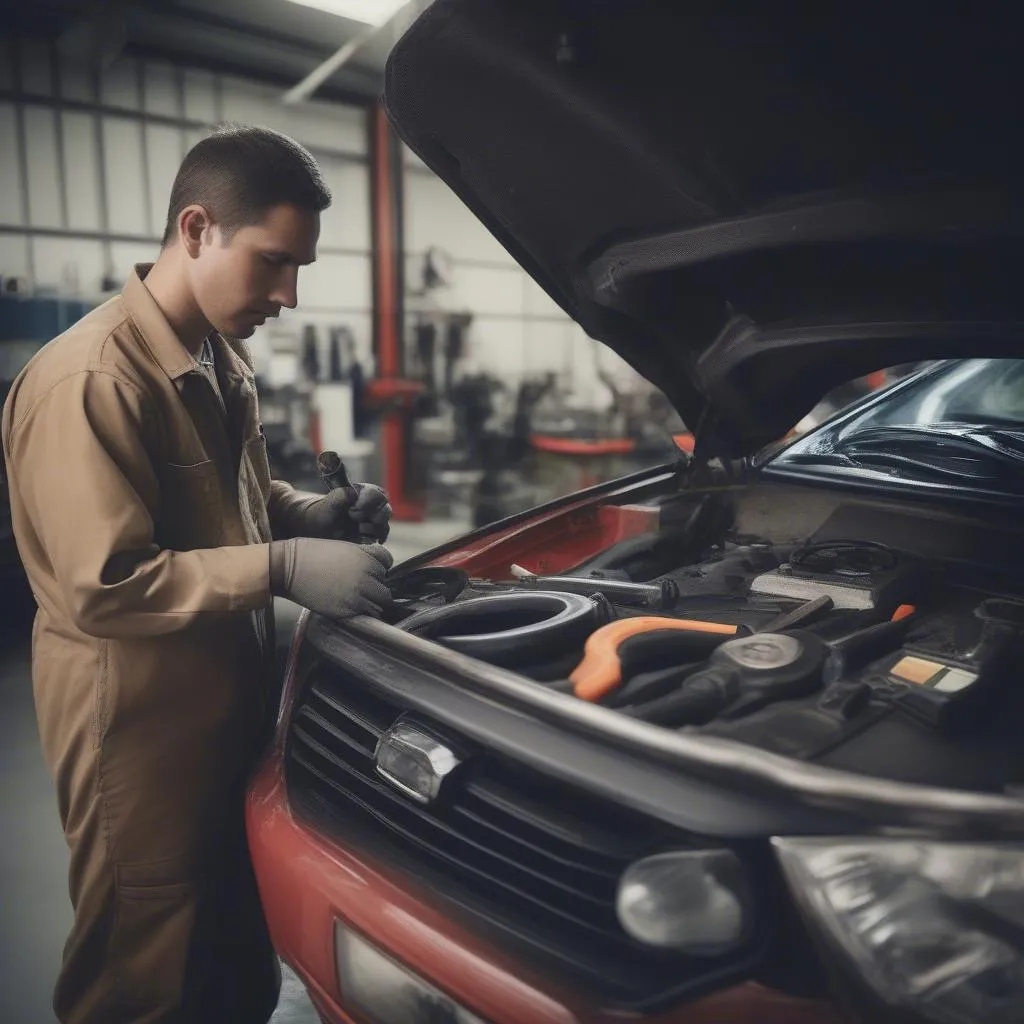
[248,4,1024,1023]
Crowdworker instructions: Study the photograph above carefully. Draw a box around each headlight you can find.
[616,849,751,953]
[773,838,1024,1024]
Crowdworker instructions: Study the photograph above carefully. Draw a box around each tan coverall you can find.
[2,264,315,1023]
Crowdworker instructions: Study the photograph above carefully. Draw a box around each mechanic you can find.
[1,124,393,1024]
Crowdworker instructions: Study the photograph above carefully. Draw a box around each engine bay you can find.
[385,479,1024,795]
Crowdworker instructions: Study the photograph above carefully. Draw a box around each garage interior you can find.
[0,2,683,1021]
[5,1,959,1021]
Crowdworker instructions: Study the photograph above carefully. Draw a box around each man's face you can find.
[188,202,320,339]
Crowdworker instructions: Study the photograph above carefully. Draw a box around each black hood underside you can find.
[384,1,1024,457]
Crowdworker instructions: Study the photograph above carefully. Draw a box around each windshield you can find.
[836,359,1024,429]
[769,359,1024,499]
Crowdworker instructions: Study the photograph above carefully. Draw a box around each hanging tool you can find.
[318,450,378,543]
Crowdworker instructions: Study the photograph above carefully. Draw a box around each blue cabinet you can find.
[0,296,96,344]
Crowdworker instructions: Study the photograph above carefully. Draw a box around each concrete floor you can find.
[0,519,467,1023]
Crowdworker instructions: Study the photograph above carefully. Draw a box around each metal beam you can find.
[282,31,377,105]
[0,90,370,165]
[282,1,415,104]
[90,61,115,283]
[124,42,379,109]
[131,5,338,63]
[10,42,37,285]
[136,59,153,236]
[0,225,371,259]
[50,40,70,231]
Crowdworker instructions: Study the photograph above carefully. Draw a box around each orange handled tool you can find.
[571,617,741,702]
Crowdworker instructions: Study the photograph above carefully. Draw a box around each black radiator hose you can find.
[397,591,608,668]
[623,667,742,727]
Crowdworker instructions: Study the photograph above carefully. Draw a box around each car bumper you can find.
[246,751,844,1024]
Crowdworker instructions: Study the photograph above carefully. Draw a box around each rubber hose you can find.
[622,668,741,727]
[398,591,607,668]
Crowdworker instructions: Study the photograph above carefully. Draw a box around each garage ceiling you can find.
[5,0,431,105]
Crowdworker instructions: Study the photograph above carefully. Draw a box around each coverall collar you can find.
[122,263,205,382]
[123,263,259,386]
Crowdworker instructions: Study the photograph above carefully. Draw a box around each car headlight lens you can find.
[773,838,1024,1024]
[615,849,750,953]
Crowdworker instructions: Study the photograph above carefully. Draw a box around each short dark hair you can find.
[161,123,332,246]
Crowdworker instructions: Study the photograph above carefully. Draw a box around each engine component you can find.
[624,631,829,727]
[622,666,743,727]
[971,597,1024,655]
[750,540,920,611]
[866,600,1024,733]
[600,627,747,708]
[759,595,835,633]
[388,567,470,605]
[827,614,923,680]
[608,662,704,709]
[398,591,607,668]
[516,574,679,610]
[570,617,744,702]
[748,572,874,610]
[792,541,898,577]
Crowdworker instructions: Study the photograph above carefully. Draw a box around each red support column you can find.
[369,100,424,521]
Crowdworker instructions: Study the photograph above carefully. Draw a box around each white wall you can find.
[1,33,646,408]
[400,144,644,409]
[0,35,373,375]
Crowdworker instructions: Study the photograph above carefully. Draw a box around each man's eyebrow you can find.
[265,250,316,265]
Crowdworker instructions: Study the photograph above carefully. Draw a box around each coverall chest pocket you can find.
[155,459,224,551]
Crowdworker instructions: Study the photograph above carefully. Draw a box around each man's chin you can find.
[221,321,257,340]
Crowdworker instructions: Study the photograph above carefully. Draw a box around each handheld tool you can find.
[570,617,744,702]
[318,450,377,543]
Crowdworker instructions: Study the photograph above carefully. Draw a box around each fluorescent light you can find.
[282,0,409,27]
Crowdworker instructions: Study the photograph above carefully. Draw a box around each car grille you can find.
[285,656,746,1010]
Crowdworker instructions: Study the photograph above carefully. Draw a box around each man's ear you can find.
[178,205,213,258]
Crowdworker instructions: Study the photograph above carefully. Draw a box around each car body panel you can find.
[247,757,842,1024]
[384,0,1024,456]
[248,412,1024,1020]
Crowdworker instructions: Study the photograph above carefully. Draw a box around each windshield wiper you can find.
[826,423,1024,491]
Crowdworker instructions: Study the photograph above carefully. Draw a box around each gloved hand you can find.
[293,484,392,543]
[269,538,394,619]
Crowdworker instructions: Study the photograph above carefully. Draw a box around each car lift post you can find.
[369,100,424,521]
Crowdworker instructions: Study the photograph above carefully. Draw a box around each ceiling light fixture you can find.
[281,0,409,27]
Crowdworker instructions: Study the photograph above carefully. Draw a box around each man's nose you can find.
[270,267,299,310]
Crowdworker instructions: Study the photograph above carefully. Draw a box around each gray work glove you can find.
[291,484,392,543]
[269,538,394,619]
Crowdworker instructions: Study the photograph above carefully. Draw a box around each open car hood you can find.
[384,1,1024,457]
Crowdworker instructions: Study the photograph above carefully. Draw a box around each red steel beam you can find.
[370,100,423,521]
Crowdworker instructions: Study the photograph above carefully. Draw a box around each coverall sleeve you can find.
[7,369,271,639]
[266,479,319,540]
